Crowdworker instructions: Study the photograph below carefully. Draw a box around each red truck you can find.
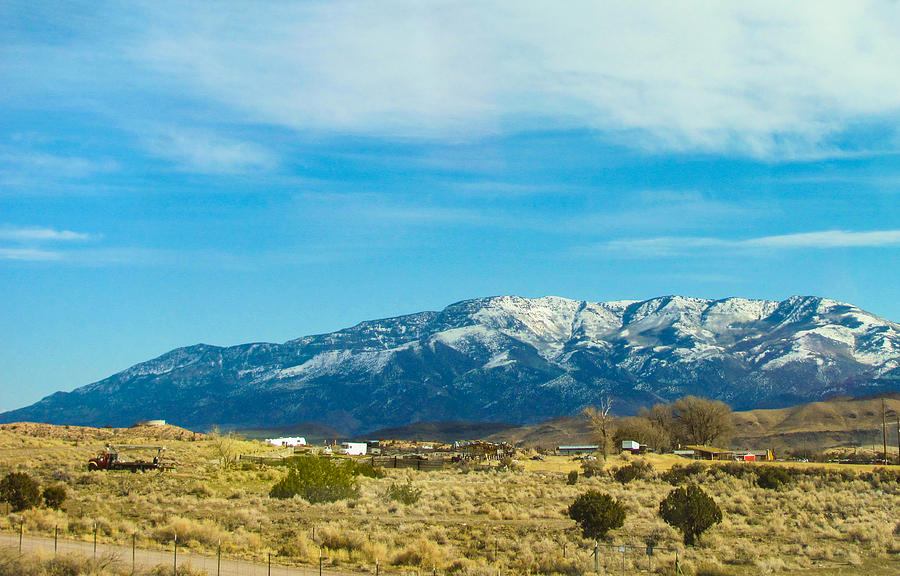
[88,445,173,472]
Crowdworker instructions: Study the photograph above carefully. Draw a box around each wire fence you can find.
[0,525,380,576]
[1,522,686,576]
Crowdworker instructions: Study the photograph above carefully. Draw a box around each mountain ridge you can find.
[3,294,898,434]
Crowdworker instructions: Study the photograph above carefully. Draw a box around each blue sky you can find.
[2,1,899,412]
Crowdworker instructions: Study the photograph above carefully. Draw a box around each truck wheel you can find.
[88,462,98,471]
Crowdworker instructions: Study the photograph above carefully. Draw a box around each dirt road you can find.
[0,532,367,576]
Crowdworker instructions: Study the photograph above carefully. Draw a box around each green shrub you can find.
[42,484,67,510]
[0,472,41,512]
[567,490,626,540]
[567,470,579,485]
[658,485,722,546]
[755,466,792,490]
[345,459,384,478]
[387,478,422,505]
[860,467,900,487]
[717,462,754,479]
[612,459,654,484]
[498,456,524,471]
[270,456,359,503]
[661,462,707,485]
[580,459,604,478]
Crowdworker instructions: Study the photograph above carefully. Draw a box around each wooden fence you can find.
[239,447,294,464]
[370,456,446,471]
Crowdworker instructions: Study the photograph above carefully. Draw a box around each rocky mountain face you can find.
[3,295,898,434]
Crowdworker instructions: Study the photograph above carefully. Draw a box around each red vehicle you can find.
[88,445,172,472]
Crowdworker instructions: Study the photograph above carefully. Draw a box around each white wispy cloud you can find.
[143,128,277,174]
[0,149,119,193]
[295,192,499,227]
[745,230,900,249]
[0,248,62,261]
[129,0,900,156]
[579,229,900,258]
[0,226,95,263]
[565,190,762,233]
[0,226,93,242]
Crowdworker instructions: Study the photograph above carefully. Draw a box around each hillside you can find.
[2,295,898,434]
[732,392,900,449]
[480,393,900,450]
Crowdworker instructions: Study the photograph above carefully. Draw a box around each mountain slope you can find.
[2,295,898,434]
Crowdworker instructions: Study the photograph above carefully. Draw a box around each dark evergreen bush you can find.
[567,490,626,540]
[658,485,722,545]
[612,459,654,484]
[42,484,67,509]
[755,466,792,490]
[661,462,707,485]
[567,470,579,485]
[0,472,41,512]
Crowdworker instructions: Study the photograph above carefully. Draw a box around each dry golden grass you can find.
[0,424,898,576]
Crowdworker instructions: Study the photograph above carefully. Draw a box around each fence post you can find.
[376,558,380,576]
[268,552,272,576]
[217,540,222,576]
[18,522,23,553]
[132,533,136,574]
[93,523,98,559]
[593,542,599,573]
[319,547,323,576]
[54,524,58,554]
[173,532,178,576]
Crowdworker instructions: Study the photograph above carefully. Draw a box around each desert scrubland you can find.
[0,423,898,576]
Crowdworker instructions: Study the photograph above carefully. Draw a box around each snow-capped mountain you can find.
[3,295,898,434]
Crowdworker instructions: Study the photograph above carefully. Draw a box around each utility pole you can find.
[883,399,888,464]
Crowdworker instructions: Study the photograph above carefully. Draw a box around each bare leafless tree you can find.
[584,397,615,460]
[210,426,240,469]
[613,415,672,452]
[670,396,734,447]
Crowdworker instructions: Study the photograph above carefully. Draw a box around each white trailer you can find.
[265,437,307,447]
[341,442,367,456]
[621,440,641,451]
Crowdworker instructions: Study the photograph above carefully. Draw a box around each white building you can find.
[265,436,307,447]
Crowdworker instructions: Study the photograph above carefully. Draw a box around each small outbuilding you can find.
[740,449,774,461]
[621,440,649,454]
[558,445,599,456]
[134,420,166,427]
[685,445,734,461]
